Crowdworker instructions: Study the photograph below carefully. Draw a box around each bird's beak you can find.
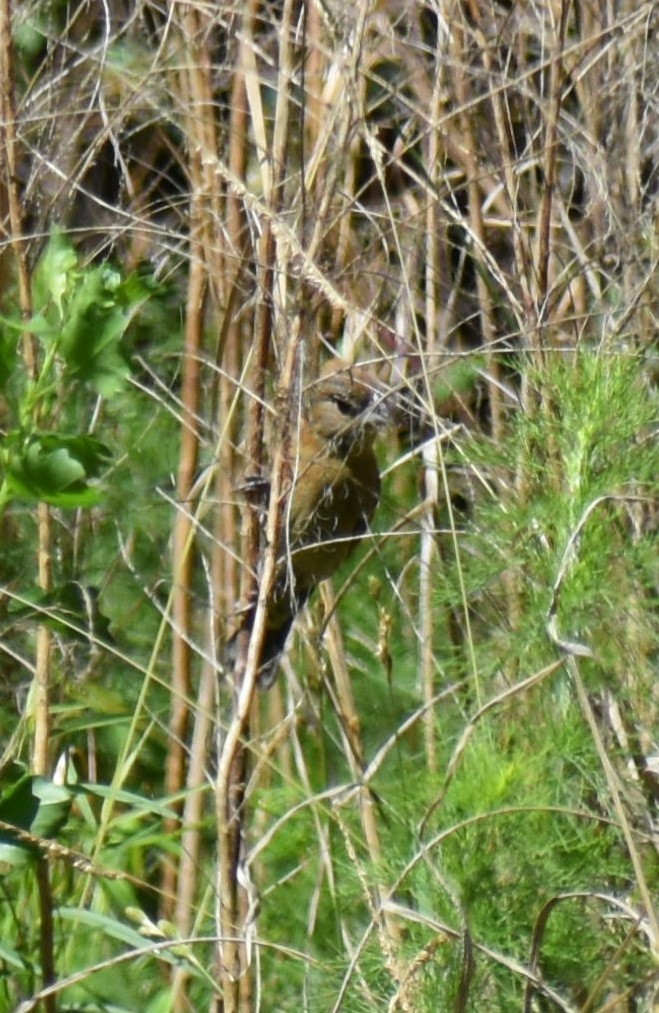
[364,391,396,429]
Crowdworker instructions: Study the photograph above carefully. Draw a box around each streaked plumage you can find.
[229,359,392,687]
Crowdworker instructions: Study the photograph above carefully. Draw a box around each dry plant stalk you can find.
[163,1,217,918]
[214,0,300,1001]
[0,0,52,779]
[0,3,56,1007]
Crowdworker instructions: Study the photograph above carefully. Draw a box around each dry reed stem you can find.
[0,5,57,1008]
[571,660,659,957]
[321,583,404,953]
[535,0,570,355]
[163,2,212,920]
[215,0,301,1002]
[448,13,504,440]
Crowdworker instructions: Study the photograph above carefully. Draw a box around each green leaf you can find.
[0,773,73,865]
[79,783,181,821]
[0,329,18,391]
[57,907,166,953]
[32,230,78,318]
[0,940,29,970]
[145,989,177,1013]
[59,265,133,395]
[29,778,75,839]
[5,433,112,507]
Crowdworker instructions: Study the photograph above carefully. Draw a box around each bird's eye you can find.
[331,395,362,417]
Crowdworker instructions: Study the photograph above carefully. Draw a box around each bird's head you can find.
[304,359,393,451]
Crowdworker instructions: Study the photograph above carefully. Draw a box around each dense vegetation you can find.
[0,2,656,1011]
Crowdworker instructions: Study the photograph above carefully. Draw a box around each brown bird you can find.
[229,359,393,688]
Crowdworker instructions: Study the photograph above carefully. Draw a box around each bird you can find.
[228,358,393,688]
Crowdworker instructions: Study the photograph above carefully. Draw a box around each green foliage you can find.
[3,432,112,507]
[0,233,157,515]
[0,769,73,865]
[0,236,181,1006]
[248,349,658,1009]
[1,280,656,1009]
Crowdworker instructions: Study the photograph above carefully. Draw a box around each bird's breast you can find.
[281,444,380,587]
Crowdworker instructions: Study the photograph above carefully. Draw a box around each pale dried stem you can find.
[171,11,251,997]
[213,0,257,625]
[170,662,216,1008]
[418,442,439,774]
[418,51,446,775]
[215,0,300,1005]
[321,584,404,951]
[165,2,223,951]
[0,3,55,1007]
[570,657,659,957]
[448,13,503,441]
[535,0,570,350]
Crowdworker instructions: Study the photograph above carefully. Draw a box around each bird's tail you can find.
[224,588,310,689]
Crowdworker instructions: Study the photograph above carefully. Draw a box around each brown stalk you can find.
[0,0,53,776]
[535,0,571,355]
[170,659,216,1009]
[215,329,302,1009]
[569,657,659,955]
[164,233,205,908]
[215,0,299,1005]
[171,9,256,1008]
[448,12,504,441]
[163,2,216,915]
[419,46,446,775]
[213,0,254,620]
[321,584,405,964]
[0,3,56,1008]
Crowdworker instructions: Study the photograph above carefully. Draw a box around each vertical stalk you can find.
[164,2,219,914]
[172,9,255,1009]
[418,36,447,774]
[449,14,504,442]
[171,659,217,1009]
[0,4,55,1010]
[215,0,297,1005]
[536,0,570,347]
[321,584,404,961]
[0,0,52,774]
[164,227,205,906]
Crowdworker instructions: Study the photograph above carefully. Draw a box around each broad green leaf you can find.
[5,433,111,507]
[29,777,74,839]
[79,783,181,821]
[0,311,58,337]
[57,907,165,952]
[59,265,133,395]
[0,940,29,970]
[32,230,78,318]
[0,773,73,865]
